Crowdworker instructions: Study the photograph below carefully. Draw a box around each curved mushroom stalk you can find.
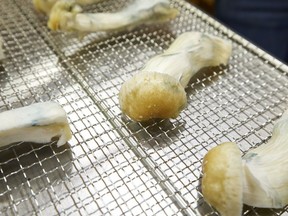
[119,32,232,121]
[48,0,179,32]
[202,110,288,215]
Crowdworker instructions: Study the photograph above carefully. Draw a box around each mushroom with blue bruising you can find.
[0,102,72,147]
[119,32,232,121]
[202,110,288,215]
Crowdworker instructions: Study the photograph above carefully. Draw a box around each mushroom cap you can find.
[119,72,187,122]
[201,142,243,216]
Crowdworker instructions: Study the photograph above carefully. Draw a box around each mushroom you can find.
[47,0,178,32]
[119,32,232,121]
[202,110,288,215]
[0,102,72,148]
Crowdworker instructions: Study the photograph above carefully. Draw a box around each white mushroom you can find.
[47,0,178,32]
[202,110,288,215]
[119,32,232,121]
[0,102,72,147]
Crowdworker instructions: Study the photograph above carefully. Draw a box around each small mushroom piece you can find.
[0,102,72,148]
[119,32,232,121]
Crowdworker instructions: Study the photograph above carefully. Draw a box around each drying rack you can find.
[1,0,288,215]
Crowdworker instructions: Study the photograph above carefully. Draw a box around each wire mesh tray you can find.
[1,0,288,215]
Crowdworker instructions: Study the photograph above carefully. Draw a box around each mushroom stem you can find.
[242,110,288,208]
[142,32,232,87]
[48,0,178,32]
[119,32,232,121]
[0,102,72,147]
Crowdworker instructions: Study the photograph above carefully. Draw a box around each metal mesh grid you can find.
[0,1,183,216]
[0,0,288,215]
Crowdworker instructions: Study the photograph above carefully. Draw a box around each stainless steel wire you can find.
[0,0,288,215]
